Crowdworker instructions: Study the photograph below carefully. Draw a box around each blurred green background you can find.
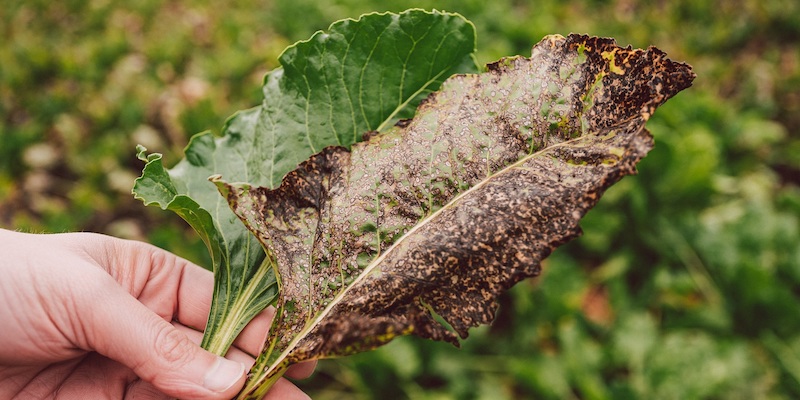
[2,0,799,398]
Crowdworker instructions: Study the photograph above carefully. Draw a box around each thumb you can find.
[81,281,246,399]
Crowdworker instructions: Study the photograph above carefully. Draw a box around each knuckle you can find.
[152,323,195,367]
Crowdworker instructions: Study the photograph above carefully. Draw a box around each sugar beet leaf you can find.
[216,34,695,398]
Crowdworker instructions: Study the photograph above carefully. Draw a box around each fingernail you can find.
[204,357,245,392]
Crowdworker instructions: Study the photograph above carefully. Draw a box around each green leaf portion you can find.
[217,34,694,398]
[133,10,478,356]
[134,109,277,354]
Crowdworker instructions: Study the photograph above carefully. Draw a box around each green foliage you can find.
[2,0,799,399]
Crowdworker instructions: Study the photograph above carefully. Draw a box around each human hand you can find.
[0,229,314,399]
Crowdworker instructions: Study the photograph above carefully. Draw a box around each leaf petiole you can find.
[201,255,278,355]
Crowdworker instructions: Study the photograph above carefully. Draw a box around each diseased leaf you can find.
[216,34,695,397]
[132,10,477,355]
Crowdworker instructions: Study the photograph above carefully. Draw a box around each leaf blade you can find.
[217,34,695,397]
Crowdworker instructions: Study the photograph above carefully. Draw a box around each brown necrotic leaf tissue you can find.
[214,33,695,395]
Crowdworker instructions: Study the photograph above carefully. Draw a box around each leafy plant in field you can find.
[134,10,693,399]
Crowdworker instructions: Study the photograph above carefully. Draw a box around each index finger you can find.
[92,236,279,357]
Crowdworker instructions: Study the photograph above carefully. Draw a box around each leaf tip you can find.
[135,144,147,160]
[135,144,162,163]
[208,174,227,193]
[209,175,254,199]
[542,34,567,48]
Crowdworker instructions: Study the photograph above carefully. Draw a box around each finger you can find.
[107,237,217,331]
[130,240,280,357]
[110,238,276,356]
[77,275,246,400]
[285,360,317,380]
[173,260,216,330]
[128,239,277,357]
[262,377,312,400]
[125,379,173,400]
[51,354,136,399]
[174,323,255,367]
[124,364,313,400]
[8,359,84,399]
[177,322,313,399]
[114,325,259,400]
[232,306,276,357]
